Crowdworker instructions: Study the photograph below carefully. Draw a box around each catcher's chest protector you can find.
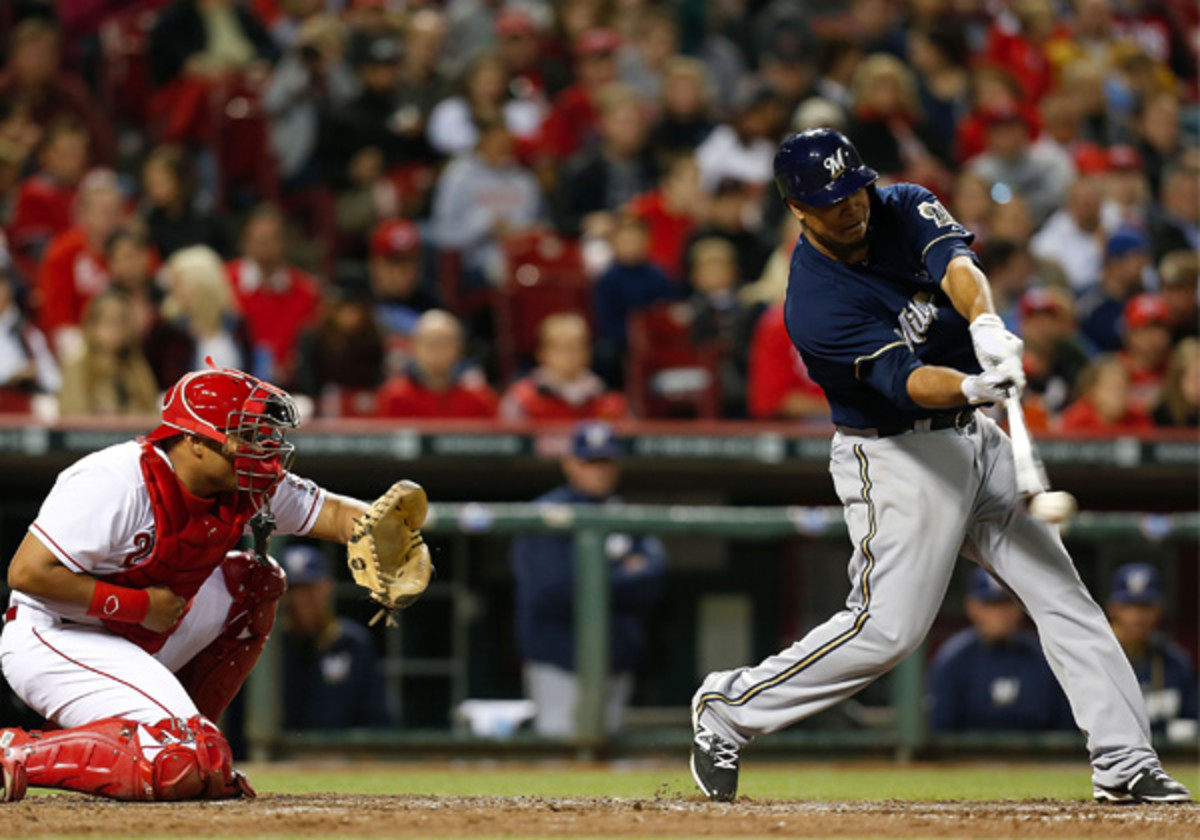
[100,442,255,652]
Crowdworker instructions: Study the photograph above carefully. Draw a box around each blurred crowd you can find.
[0,0,1196,428]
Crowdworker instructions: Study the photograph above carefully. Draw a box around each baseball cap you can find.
[370,219,421,259]
[571,420,622,460]
[1123,293,1171,330]
[1073,143,1111,175]
[968,567,1014,603]
[1109,562,1161,605]
[282,544,328,586]
[351,34,401,66]
[575,28,621,59]
[1105,227,1148,261]
[1107,144,1143,171]
[1019,287,1065,320]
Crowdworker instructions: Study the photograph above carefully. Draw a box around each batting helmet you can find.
[773,128,878,207]
[147,361,300,508]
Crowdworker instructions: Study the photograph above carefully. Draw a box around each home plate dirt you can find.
[2,794,1197,838]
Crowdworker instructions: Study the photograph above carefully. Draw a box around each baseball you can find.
[1029,491,1077,523]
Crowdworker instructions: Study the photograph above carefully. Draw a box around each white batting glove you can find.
[961,369,1017,405]
[991,356,1027,394]
[969,313,1024,373]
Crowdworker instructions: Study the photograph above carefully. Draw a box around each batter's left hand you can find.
[969,314,1023,374]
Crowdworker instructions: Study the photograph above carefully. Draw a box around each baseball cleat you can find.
[691,713,739,802]
[1093,768,1192,804]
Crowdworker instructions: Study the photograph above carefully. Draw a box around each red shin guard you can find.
[175,550,286,720]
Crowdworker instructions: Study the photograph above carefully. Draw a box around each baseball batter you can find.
[690,129,1191,805]
[0,363,428,802]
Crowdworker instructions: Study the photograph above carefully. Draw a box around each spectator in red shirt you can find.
[226,204,321,384]
[1118,293,1172,414]
[747,301,828,422]
[8,118,91,270]
[537,28,622,165]
[1059,354,1154,433]
[500,312,627,422]
[377,310,497,419]
[35,169,126,359]
[0,18,113,165]
[625,155,706,282]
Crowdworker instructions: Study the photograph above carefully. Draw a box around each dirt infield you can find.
[3,793,1197,838]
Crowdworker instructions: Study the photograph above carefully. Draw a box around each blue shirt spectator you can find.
[927,568,1074,733]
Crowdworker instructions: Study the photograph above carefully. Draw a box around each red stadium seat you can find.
[206,74,280,210]
[317,386,379,419]
[493,231,592,382]
[625,302,722,419]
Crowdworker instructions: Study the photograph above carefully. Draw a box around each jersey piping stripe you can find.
[298,486,324,535]
[920,231,964,259]
[693,444,877,716]
[853,341,907,380]
[29,523,86,573]
[31,626,176,721]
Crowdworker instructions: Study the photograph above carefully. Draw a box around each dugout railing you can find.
[245,503,1200,762]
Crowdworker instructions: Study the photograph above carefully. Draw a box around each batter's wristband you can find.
[87,581,150,624]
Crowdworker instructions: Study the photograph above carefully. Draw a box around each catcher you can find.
[0,363,430,802]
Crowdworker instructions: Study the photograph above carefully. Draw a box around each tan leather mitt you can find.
[346,480,432,626]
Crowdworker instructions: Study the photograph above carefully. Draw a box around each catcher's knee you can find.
[221,549,286,636]
[150,717,253,801]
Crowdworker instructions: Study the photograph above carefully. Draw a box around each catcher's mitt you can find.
[347,480,433,626]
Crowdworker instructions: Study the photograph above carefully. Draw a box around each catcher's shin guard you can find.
[175,549,286,720]
[0,716,253,802]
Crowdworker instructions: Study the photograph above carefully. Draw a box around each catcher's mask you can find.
[146,360,300,511]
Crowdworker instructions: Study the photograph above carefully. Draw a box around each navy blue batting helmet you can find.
[773,129,878,207]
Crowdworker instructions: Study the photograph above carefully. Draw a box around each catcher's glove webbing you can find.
[347,480,432,626]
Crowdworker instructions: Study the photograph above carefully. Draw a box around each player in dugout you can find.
[0,362,429,802]
[689,129,1191,805]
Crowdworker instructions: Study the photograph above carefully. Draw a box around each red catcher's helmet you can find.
[146,362,300,509]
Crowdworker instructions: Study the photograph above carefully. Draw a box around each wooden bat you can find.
[1005,394,1077,523]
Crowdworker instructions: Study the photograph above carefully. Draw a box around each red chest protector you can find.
[101,440,255,652]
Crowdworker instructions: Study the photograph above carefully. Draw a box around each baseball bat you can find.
[1004,394,1048,496]
[1005,394,1077,523]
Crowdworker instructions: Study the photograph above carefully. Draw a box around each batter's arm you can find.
[906,365,971,408]
[306,492,371,545]
[939,255,996,322]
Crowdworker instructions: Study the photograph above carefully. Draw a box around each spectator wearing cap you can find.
[263,14,358,190]
[427,52,544,159]
[552,83,659,239]
[226,204,321,386]
[1097,145,1150,233]
[376,309,496,419]
[500,312,628,422]
[1031,177,1113,296]
[1117,293,1173,414]
[682,178,774,288]
[1059,354,1153,432]
[1152,337,1200,427]
[1077,227,1150,354]
[538,27,623,164]
[1157,250,1199,345]
[35,169,127,360]
[280,543,394,731]
[694,81,788,194]
[367,219,440,377]
[508,420,668,737]
[293,278,385,417]
[1019,286,1089,418]
[1106,563,1198,739]
[966,103,1074,226]
[1148,162,1200,265]
[926,567,1074,734]
[430,121,543,287]
[495,7,567,105]
[147,0,278,145]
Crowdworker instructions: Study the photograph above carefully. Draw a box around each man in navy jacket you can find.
[509,421,668,737]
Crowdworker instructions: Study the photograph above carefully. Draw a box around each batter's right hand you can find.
[142,586,187,633]
[961,370,1016,405]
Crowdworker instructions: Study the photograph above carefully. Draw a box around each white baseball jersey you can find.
[11,441,326,624]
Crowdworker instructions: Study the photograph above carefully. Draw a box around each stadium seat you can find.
[206,74,280,211]
[625,302,722,419]
[493,231,592,382]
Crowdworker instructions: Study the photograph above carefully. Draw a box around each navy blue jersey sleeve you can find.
[891,184,977,284]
